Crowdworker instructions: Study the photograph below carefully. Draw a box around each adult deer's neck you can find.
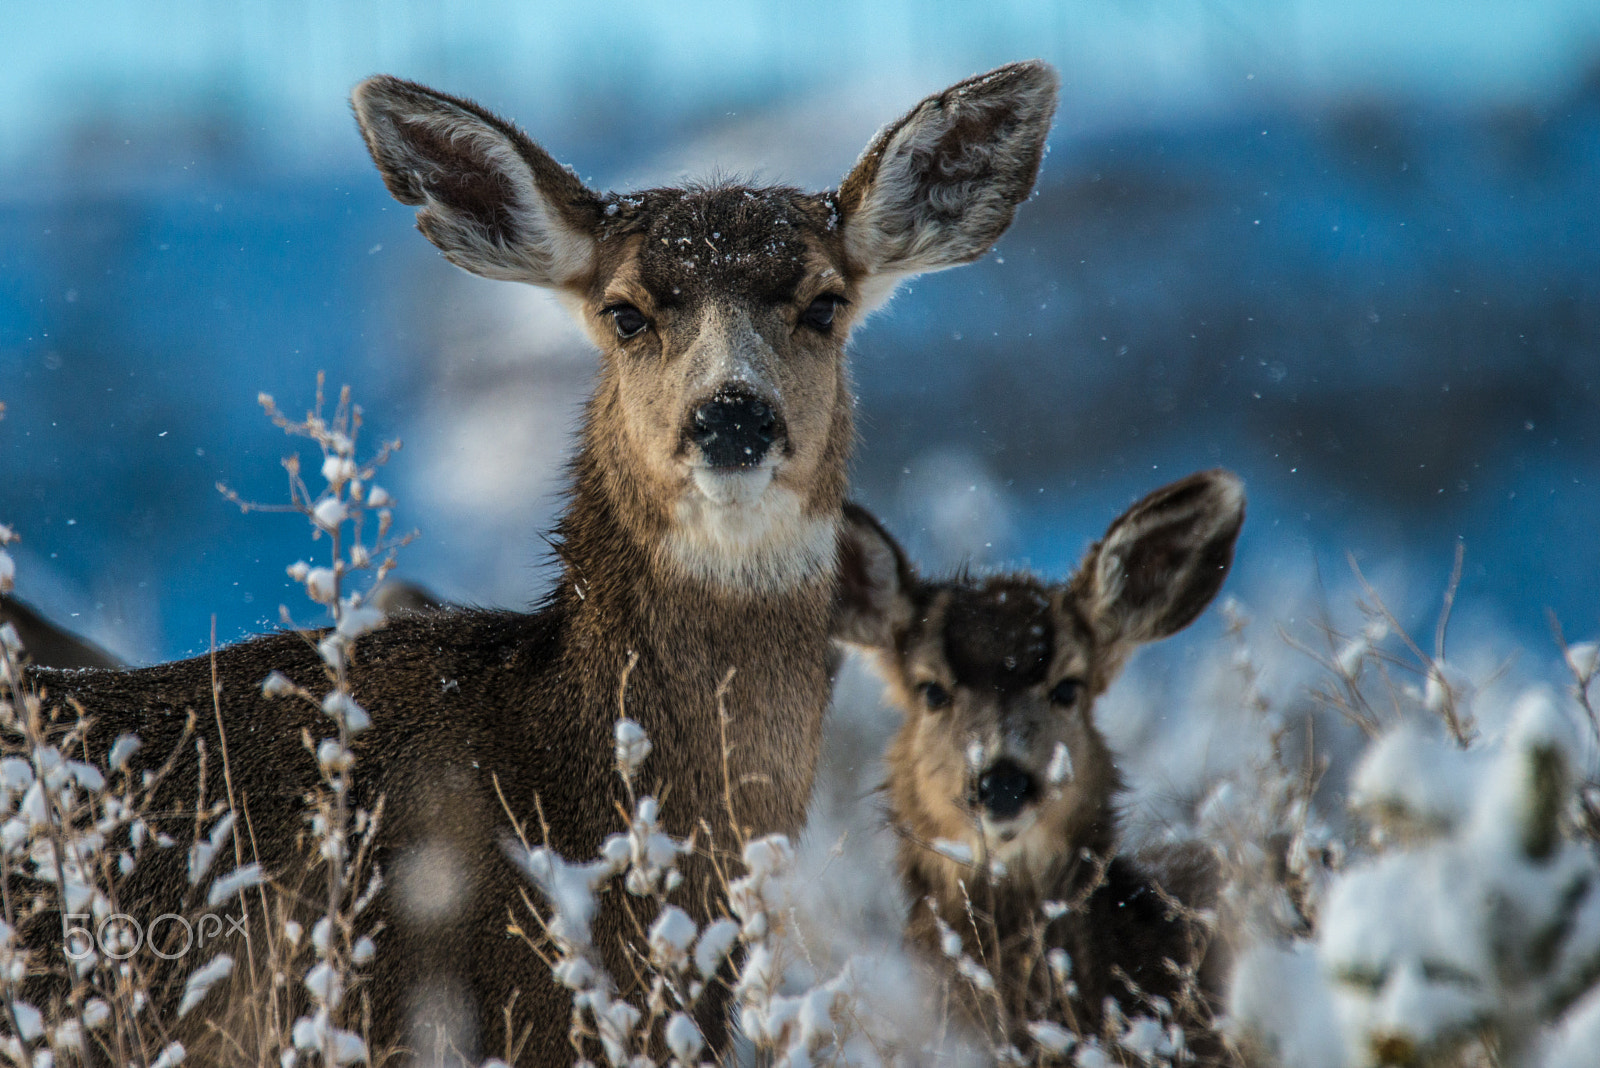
[548,404,843,836]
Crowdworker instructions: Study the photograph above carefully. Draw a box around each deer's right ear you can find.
[835,60,1058,312]
[833,503,915,650]
[352,76,602,288]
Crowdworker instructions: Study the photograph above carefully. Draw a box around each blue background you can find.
[3,1,1598,667]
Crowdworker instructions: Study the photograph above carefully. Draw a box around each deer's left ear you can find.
[833,503,916,650]
[1076,470,1245,650]
[835,60,1057,312]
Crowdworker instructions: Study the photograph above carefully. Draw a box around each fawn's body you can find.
[24,65,1057,1064]
[836,471,1245,1060]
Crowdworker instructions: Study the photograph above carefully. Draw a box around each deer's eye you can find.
[607,303,649,340]
[1049,679,1083,707]
[918,681,953,710]
[801,294,844,332]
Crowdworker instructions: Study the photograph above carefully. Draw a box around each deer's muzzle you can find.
[975,758,1040,821]
[688,390,781,469]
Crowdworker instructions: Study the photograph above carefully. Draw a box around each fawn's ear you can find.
[835,60,1058,313]
[1076,470,1245,651]
[833,503,916,650]
[352,75,602,288]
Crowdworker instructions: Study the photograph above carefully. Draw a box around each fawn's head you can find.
[837,471,1245,875]
[351,64,1057,592]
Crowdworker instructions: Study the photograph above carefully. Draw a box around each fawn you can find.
[835,470,1245,1060]
[18,63,1058,1063]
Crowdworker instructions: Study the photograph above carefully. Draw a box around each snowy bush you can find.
[505,670,897,1068]
[238,379,412,1066]
[1227,570,1600,1068]
[0,380,407,1066]
[10,380,1600,1068]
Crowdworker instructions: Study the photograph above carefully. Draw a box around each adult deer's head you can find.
[352,63,1058,591]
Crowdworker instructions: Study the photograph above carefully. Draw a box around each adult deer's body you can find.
[26,66,1057,1063]
[836,472,1244,1061]
[0,597,122,670]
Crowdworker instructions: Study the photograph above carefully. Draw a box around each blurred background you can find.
[3,0,1598,684]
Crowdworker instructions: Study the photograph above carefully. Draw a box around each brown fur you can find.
[836,472,1245,1060]
[21,65,1058,1065]
[0,584,439,671]
[0,596,123,669]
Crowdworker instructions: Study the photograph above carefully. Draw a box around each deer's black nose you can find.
[977,759,1039,821]
[690,392,778,469]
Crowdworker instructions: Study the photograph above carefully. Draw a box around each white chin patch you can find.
[980,809,1054,875]
[690,465,773,506]
[663,465,836,593]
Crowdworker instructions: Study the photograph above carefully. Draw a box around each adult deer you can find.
[835,471,1244,1061]
[25,63,1058,1063]
[0,597,122,669]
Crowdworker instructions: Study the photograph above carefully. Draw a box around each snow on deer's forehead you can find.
[601,185,823,303]
[940,581,1054,694]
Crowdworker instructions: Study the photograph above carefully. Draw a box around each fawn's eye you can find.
[1048,679,1083,707]
[607,304,649,340]
[918,681,953,710]
[801,294,844,332]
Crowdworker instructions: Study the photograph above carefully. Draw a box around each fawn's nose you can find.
[976,759,1039,821]
[690,392,779,469]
